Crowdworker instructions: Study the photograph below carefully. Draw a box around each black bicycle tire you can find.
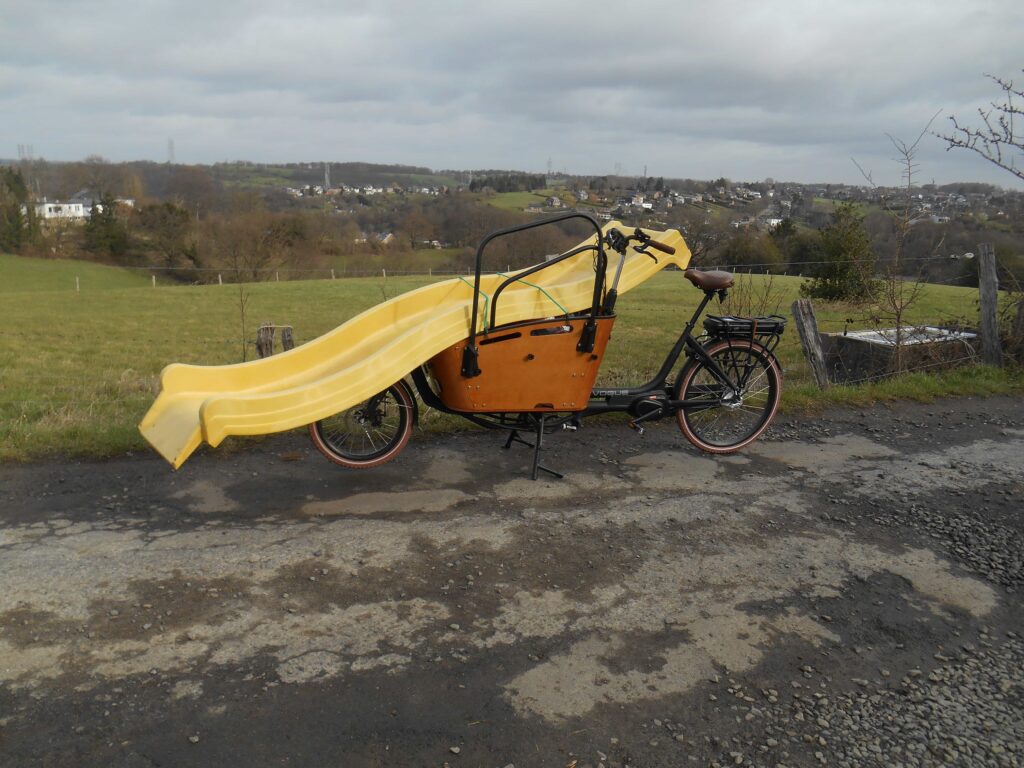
[309,380,415,468]
[674,338,782,453]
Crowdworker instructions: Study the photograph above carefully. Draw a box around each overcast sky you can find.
[2,0,1022,187]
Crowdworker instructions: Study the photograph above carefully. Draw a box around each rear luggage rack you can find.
[704,314,786,337]
[703,314,786,355]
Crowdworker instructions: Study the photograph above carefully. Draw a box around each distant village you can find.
[275,169,1022,248]
[24,161,1020,236]
[10,158,1020,281]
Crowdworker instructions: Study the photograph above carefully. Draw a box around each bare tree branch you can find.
[853,115,941,372]
[936,70,1024,182]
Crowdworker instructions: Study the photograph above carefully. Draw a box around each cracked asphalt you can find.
[1,396,1022,767]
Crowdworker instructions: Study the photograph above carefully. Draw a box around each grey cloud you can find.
[1,0,1021,186]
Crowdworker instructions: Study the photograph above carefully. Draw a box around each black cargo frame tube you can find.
[465,212,606,351]
[489,243,599,330]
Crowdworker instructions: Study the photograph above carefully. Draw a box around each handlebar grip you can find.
[646,239,676,255]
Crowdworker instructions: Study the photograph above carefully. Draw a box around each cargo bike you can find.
[309,213,786,478]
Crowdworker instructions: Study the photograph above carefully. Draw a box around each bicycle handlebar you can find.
[606,227,676,256]
[644,238,676,255]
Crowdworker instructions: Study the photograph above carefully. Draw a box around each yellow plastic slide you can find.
[139,223,691,468]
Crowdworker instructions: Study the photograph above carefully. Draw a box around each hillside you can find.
[209,161,465,191]
[0,253,155,292]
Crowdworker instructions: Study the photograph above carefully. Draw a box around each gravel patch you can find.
[709,632,1023,768]
[868,499,1023,591]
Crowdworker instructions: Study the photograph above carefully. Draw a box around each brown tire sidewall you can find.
[309,381,414,468]
[675,338,781,454]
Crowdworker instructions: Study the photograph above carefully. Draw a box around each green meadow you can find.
[2,254,1020,461]
[0,252,157,292]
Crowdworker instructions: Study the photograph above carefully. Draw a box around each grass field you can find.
[812,197,887,217]
[484,190,553,211]
[0,253,157,292]
[2,254,1021,461]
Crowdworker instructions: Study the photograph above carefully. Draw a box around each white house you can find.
[31,201,88,221]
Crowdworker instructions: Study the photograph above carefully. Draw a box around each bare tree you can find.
[937,70,1023,182]
[236,280,250,362]
[854,114,940,371]
[669,206,730,266]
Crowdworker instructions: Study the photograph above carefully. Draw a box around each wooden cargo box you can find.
[428,316,614,413]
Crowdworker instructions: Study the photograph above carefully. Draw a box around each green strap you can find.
[460,273,570,335]
[457,276,490,332]
[495,272,568,316]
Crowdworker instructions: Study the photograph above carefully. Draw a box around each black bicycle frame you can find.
[583,288,741,416]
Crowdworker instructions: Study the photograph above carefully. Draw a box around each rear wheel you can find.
[310,380,415,468]
[675,338,781,453]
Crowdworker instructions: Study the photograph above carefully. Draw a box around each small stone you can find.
[188,735,200,744]
[449,746,460,754]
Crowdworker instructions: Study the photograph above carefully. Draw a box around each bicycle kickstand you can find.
[530,416,563,481]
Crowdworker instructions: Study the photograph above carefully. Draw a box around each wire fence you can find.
[14,249,995,287]
[832,354,982,387]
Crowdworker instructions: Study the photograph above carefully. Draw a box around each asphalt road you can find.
[1,396,1022,768]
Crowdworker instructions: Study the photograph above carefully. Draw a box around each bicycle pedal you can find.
[628,421,645,436]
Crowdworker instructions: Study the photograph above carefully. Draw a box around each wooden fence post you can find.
[977,243,1003,366]
[791,298,830,388]
[281,326,294,352]
[256,323,275,359]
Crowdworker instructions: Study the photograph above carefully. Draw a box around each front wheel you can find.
[309,380,415,468]
[674,338,781,453]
